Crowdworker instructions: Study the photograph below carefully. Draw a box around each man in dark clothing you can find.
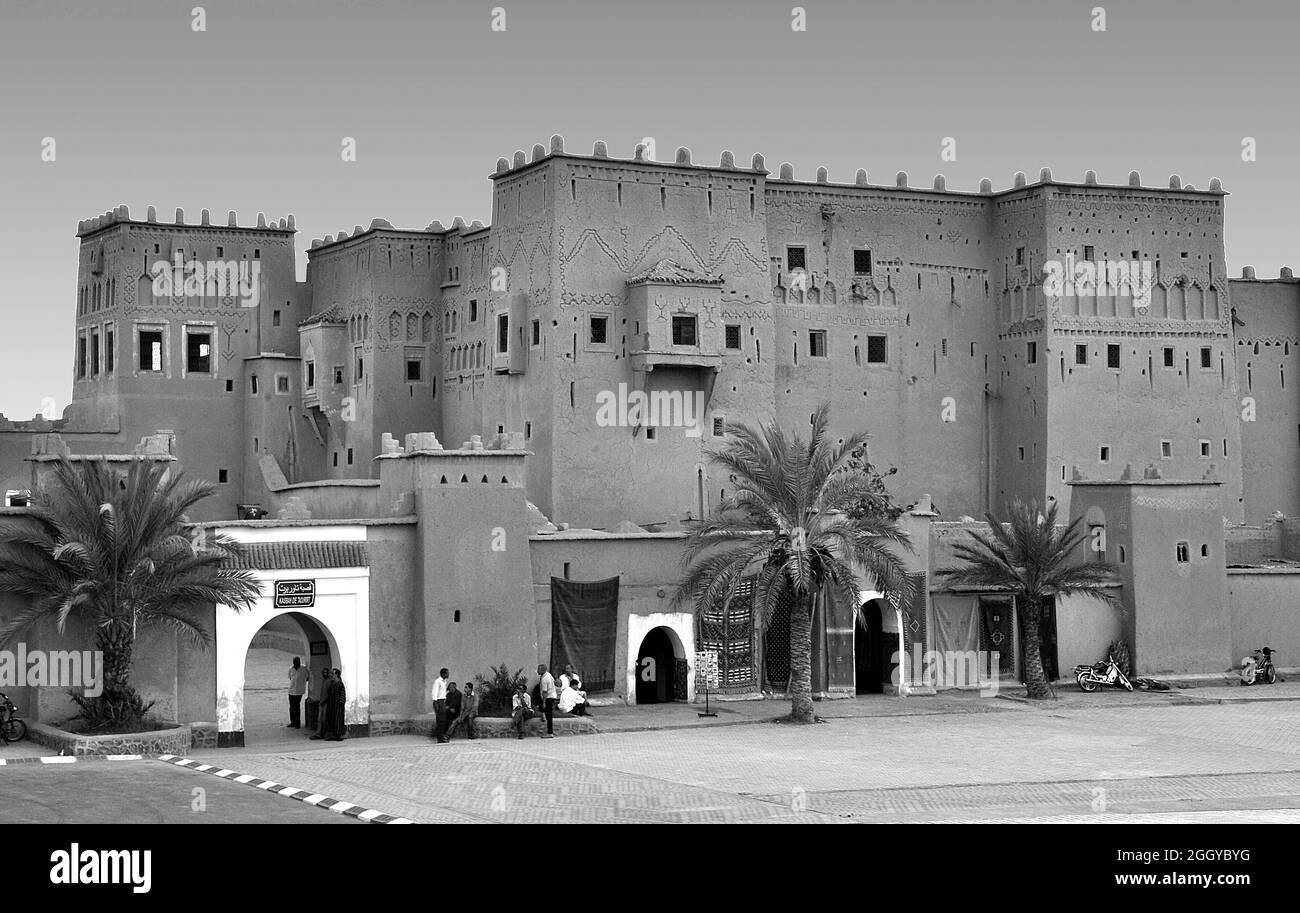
[314,668,348,741]
[443,682,462,743]
[448,682,478,740]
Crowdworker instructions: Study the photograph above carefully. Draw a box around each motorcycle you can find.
[1074,655,1133,693]
[1240,647,1278,685]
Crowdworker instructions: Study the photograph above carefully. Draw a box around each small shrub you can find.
[475,663,529,717]
[67,686,159,733]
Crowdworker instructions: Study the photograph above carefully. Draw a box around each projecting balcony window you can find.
[725,325,741,350]
[672,314,697,347]
[186,331,212,374]
[139,329,164,373]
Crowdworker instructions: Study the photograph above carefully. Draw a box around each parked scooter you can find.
[1240,647,1278,685]
[1074,655,1133,693]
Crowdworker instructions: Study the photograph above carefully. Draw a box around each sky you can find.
[0,0,1296,417]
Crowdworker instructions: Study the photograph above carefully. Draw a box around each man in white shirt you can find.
[431,667,450,742]
[537,663,557,739]
[287,657,311,729]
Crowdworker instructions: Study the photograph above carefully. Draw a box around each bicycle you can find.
[1,692,27,743]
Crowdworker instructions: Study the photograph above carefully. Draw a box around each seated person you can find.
[558,678,591,716]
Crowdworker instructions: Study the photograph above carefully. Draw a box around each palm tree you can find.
[0,457,261,728]
[936,499,1119,699]
[674,404,916,723]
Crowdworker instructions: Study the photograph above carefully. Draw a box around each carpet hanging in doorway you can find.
[550,576,619,693]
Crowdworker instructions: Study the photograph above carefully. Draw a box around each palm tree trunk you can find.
[96,619,135,700]
[788,594,815,723]
[1018,597,1053,699]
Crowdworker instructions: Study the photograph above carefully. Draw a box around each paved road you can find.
[0,761,358,824]
[4,697,1297,823]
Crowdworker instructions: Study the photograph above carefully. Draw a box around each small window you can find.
[305,361,316,390]
[90,330,100,376]
[1176,541,1189,563]
[333,366,344,385]
[272,310,281,327]
[77,335,87,379]
[139,329,163,372]
[186,331,212,374]
[532,319,541,346]
[355,347,364,380]
[786,246,806,271]
[672,314,697,346]
[645,426,656,440]
[470,299,479,322]
[1163,347,1175,368]
[105,328,114,373]
[1118,545,1126,564]
[809,330,827,357]
[1075,344,1088,365]
[525,421,532,439]
[1017,446,1026,462]
[1200,346,1212,369]
[333,452,339,467]
[1199,439,1211,458]
[497,314,509,353]
[218,469,228,484]
[853,249,872,275]
[866,335,887,364]
[1015,247,1025,266]
[225,379,233,392]
[1083,245,1095,261]
[589,315,608,345]
[1107,344,1121,369]
[1026,341,1037,364]
[276,374,290,395]
[725,324,741,350]
[713,417,725,436]
[347,448,354,465]
[406,358,422,382]
[250,375,259,395]
[1160,440,1172,459]
[216,246,224,258]
[1099,445,1110,463]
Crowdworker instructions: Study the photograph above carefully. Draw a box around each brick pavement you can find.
[178,700,1300,823]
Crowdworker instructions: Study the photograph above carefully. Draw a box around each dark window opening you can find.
[1200,346,1212,369]
[1075,344,1087,365]
[853,249,872,275]
[809,330,827,357]
[786,246,806,271]
[672,314,697,346]
[497,314,509,353]
[218,469,228,483]
[1107,344,1121,369]
[1163,347,1175,367]
[139,330,163,372]
[1027,341,1037,364]
[725,324,741,349]
[406,359,422,382]
[866,335,887,364]
[589,316,608,344]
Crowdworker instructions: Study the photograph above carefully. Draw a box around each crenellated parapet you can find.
[77,206,296,237]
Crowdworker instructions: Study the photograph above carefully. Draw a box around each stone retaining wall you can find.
[28,721,193,757]
[368,713,596,739]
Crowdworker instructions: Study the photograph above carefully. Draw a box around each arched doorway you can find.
[635,626,684,704]
[240,612,335,744]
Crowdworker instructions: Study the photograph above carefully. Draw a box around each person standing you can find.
[304,663,321,731]
[448,682,478,740]
[431,667,450,742]
[310,668,334,741]
[537,664,557,739]
[287,657,310,729]
[510,684,533,740]
[324,668,347,741]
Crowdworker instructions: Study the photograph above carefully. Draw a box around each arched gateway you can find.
[212,526,370,746]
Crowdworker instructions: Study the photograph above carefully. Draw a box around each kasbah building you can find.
[2,135,1298,745]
